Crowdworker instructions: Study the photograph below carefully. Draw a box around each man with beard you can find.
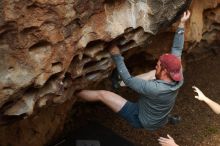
[76,11,190,131]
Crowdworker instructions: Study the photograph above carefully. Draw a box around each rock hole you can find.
[52,62,62,67]
[63,73,72,89]
[21,26,38,34]
[84,41,105,58]
[70,54,81,65]
[28,41,52,63]
[29,41,51,52]
[0,23,16,35]
[46,72,62,83]
[0,100,16,113]
[124,27,134,33]
[64,18,81,37]
[209,11,216,17]
[115,36,127,46]
[105,0,115,4]
[3,86,12,90]
[73,75,83,80]
[8,67,14,72]
[84,70,107,82]
[95,51,111,60]
[84,60,102,69]
[52,62,63,73]
[120,40,136,52]
[2,87,14,95]
[86,40,105,48]
[27,3,40,9]
[69,54,84,73]
[212,22,220,28]
[86,70,101,76]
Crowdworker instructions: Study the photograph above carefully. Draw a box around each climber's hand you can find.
[109,44,120,55]
[179,10,190,28]
[180,10,191,23]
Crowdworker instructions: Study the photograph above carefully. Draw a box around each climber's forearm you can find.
[178,22,185,28]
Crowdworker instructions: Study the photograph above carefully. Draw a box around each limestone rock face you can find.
[0,0,219,146]
[0,0,189,117]
[184,0,220,58]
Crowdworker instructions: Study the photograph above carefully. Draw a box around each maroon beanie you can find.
[159,53,182,81]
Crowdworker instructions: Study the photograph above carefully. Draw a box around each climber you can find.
[76,10,191,130]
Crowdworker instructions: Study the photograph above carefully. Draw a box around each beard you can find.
[155,69,162,80]
[155,73,160,80]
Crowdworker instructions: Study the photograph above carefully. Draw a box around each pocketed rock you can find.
[0,0,219,146]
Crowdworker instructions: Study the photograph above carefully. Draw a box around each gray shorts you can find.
[118,101,143,128]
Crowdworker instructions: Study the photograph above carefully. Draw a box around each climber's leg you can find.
[76,90,127,112]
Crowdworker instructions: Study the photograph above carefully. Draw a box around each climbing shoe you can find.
[168,115,181,125]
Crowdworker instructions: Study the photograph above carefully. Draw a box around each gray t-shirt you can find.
[112,28,184,130]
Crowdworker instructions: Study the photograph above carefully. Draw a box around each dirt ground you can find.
[64,51,220,146]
